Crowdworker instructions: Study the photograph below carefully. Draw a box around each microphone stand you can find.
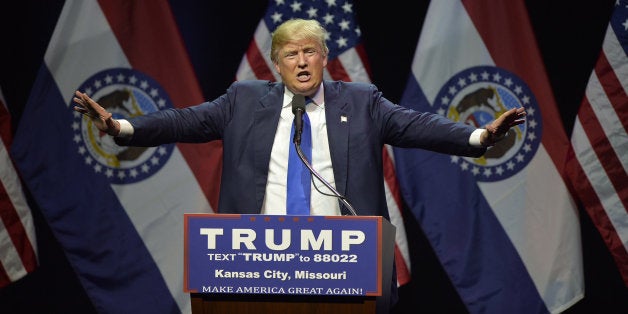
[293,142,358,216]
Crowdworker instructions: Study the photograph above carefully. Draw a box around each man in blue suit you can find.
[73,18,524,220]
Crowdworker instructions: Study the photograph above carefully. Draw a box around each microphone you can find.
[291,94,306,145]
[290,95,358,216]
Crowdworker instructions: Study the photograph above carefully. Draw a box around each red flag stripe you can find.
[97,0,222,210]
[0,91,37,287]
[600,35,628,131]
[0,181,37,272]
[383,147,411,286]
[382,147,404,211]
[566,143,628,284]
[326,58,351,82]
[464,0,572,175]
[577,95,628,209]
[246,41,276,81]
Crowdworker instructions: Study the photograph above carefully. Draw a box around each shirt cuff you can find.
[469,129,485,147]
[117,119,134,138]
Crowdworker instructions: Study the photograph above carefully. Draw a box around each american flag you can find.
[236,0,411,286]
[567,0,628,286]
[0,86,38,288]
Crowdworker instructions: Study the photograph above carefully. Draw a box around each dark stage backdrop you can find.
[1,1,626,313]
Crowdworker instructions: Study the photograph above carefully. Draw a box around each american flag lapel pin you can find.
[340,115,348,123]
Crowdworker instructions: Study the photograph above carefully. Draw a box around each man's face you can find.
[274,38,327,96]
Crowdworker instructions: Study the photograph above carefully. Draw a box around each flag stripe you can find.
[570,117,628,282]
[0,180,37,273]
[597,52,628,132]
[579,80,628,205]
[593,53,628,171]
[245,41,276,81]
[0,89,37,288]
[464,0,571,171]
[0,257,12,287]
[382,146,411,285]
[325,58,351,81]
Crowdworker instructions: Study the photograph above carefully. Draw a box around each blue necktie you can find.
[286,111,312,215]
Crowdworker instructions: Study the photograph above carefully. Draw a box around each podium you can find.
[184,214,396,314]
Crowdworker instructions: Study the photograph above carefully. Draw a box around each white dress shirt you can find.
[261,85,341,215]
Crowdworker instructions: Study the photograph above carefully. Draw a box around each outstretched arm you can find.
[480,107,526,146]
[73,91,121,136]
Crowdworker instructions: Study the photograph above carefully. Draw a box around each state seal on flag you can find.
[71,68,175,184]
[434,65,541,182]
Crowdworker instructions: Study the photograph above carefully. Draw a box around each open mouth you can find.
[297,71,311,82]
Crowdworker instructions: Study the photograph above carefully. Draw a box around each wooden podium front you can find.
[184,214,396,314]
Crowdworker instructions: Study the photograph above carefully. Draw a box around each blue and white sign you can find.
[184,214,384,296]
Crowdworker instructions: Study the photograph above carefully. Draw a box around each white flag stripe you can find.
[0,87,37,286]
[604,25,628,97]
[584,69,628,173]
[336,49,370,83]
[45,0,129,103]
[0,222,26,281]
[480,146,582,313]
[383,174,410,271]
[0,144,29,282]
[0,146,37,248]
[112,150,211,314]
[572,117,628,248]
[412,1,493,103]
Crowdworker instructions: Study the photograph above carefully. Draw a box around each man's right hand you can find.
[73,91,121,136]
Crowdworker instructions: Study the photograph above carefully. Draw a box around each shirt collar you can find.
[282,83,325,108]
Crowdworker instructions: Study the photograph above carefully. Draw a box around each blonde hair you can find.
[270,19,329,63]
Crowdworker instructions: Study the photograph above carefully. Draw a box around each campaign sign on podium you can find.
[184,214,385,297]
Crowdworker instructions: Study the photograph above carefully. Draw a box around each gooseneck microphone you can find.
[291,95,306,145]
[291,95,358,216]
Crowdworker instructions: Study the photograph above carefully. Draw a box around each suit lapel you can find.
[323,82,349,197]
[253,84,284,209]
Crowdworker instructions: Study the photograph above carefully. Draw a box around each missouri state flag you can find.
[10,0,222,313]
[235,0,411,286]
[393,1,584,313]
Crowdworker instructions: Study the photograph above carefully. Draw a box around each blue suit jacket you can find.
[119,80,486,218]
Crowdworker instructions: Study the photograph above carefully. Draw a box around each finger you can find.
[73,106,87,114]
[73,97,86,107]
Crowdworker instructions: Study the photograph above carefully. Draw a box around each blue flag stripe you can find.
[11,65,178,313]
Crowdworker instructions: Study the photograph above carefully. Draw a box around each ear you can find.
[322,54,328,67]
[273,61,281,73]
